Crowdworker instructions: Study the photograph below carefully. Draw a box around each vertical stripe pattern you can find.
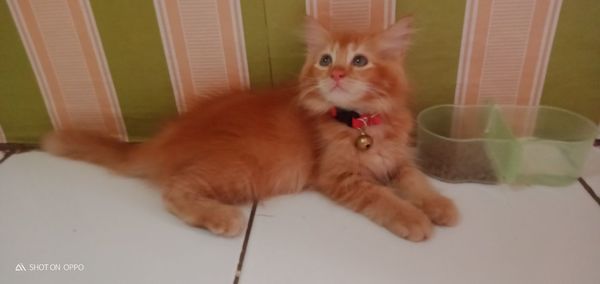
[0,0,597,144]
[155,0,249,112]
[7,0,127,140]
[455,0,563,106]
[307,0,396,32]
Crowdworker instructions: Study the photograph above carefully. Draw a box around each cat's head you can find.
[298,17,414,115]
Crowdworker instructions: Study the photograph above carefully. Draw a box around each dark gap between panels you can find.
[578,177,600,207]
[0,149,15,164]
[233,201,258,284]
[0,143,38,163]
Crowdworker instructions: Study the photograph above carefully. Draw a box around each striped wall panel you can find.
[307,0,396,32]
[7,0,128,140]
[154,0,249,112]
[0,0,597,144]
[455,0,562,106]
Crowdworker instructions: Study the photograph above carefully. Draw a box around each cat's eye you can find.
[319,54,332,67]
[352,55,368,67]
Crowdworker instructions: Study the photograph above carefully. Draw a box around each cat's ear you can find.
[376,16,414,58]
[304,17,330,54]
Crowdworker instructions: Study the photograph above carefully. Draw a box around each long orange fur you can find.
[42,17,458,241]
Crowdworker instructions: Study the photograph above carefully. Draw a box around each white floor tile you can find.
[0,152,248,284]
[240,178,600,283]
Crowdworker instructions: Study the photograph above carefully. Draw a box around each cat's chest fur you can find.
[320,123,408,182]
[356,125,407,182]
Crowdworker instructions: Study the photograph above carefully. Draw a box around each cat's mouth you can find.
[328,79,350,92]
[330,85,346,92]
[317,79,364,107]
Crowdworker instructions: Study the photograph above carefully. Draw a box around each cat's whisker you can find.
[364,84,389,96]
[360,84,395,113]
[298,83,319,100]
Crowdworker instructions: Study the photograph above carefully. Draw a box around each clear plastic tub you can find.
[416,105,598,186]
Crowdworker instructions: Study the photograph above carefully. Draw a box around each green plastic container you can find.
[416,105,598,186]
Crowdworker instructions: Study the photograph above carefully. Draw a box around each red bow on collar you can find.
[352,113,382,129]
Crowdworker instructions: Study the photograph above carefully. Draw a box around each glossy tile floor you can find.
[1,148,599,284]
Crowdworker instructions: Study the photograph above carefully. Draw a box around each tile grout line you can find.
[233,201,258,284]
[578,177,600,207]
[0,143,39,159]
[0,149,16,164]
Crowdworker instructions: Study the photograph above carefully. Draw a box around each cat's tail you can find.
[41,130,148,177]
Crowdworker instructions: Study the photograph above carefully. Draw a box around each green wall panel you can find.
[90,0,177,141]
[241,0,273,88]
[1,0,598,143]
[264,0,306,84]
[542,0,600,123]
[0,1,53,143]
[396,1,466,113]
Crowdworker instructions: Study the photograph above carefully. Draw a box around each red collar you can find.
[329,107,382,129]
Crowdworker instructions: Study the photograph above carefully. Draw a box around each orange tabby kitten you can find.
[42,17,458,241]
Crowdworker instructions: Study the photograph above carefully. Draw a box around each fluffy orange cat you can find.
[42,17,458,242]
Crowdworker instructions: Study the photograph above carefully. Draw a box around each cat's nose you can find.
[331,69,346,82]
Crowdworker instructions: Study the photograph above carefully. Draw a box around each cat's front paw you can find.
[385,204,433,242]
[205,213,246,237]
[421,195,459,227]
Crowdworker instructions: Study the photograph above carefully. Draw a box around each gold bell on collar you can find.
[355,131,373,151]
